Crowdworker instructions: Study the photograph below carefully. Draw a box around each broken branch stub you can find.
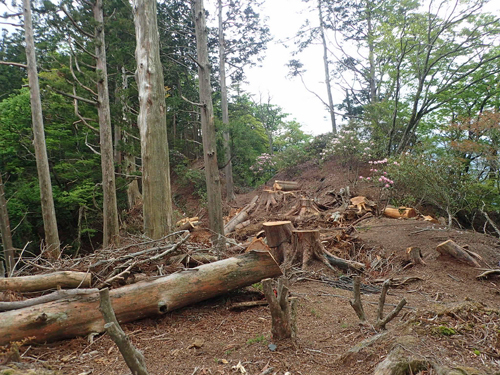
[262,277,297,340]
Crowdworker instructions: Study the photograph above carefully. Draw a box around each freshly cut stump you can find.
[263,221,294,264]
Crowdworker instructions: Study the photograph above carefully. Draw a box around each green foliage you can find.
[435,325,457,336]
[246,334,267,345]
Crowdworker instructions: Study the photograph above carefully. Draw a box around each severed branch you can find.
[99,288,150,375]
[375,280,407,330]
[181,94,204,108]
[51,87,97,105]
[349,276,366,322]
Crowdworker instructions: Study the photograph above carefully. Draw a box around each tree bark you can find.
[94,0,120,247]
[218,0,235,202]
[0,271,92,292]
[436,240,481,267]
[192,0,226,252]
[406,246,426,266]
[262,277,297,340]
[132,0,173,239]
[263,221,294,264]
[0,172,14,276]
[23,0,60,258]
[0,250,281,345]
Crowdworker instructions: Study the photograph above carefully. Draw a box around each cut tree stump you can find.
[436,240,481,267]
[285,197,320,218]
[262,221,295,264]
[257,189,279,212]
[262,277,297,340]
[273,180,300,192]
[0,250,281,345]
[383,207,418,219]
[406,247,426,267]
[0,271,91,292]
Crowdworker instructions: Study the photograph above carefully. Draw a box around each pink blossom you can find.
[366,177,371,180]
[378,178,383,182]
[385,184,390,188]
[359,176,363,179]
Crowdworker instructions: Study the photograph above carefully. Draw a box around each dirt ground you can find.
[2,160,500,375]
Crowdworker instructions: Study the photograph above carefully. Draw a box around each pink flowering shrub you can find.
[249,153,277,184]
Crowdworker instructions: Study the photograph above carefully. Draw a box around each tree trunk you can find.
[120,68,142,210]
[192,0,225,252]
[132,0,173,238]
[218,0,235,202]
[0,271,92,292]
[0,172,14,276]
[0,250,281,345]
[22,0,60,258]
[94,0,120,247]
[318,0,336,134]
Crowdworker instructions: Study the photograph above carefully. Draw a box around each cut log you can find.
[176,217,199,227]
[0,289,98,312]
[436,240,481,267]
[224,211,248,234]
[262,221,295,264]
[178,220,199,231]
[383,207,417,219]
[235,219,251,230]
[273,180,299,192]
[224,195,258,234]
[324,250,366,273]
[0,250,281,345]
[0,271,91,292]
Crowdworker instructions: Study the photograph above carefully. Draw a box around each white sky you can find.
[240,0,337,136]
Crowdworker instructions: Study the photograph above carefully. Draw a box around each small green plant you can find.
[252,282,263,291]
[224,349,234,356]
[246,334,267,345]
[436,325,457,336]
[310,308,320,317]
[472,349,481,356]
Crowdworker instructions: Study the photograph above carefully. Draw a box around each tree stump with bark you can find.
[262,221,295,264]
[405,247,426,267]
[262,277,297,340]
[257,189,279,212]
[285,197,320,218]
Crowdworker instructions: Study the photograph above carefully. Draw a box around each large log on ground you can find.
[0,250,281,345]
[436,240,480,267]
[0,271,91,292]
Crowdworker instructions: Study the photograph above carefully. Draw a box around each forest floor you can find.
[2,160,500,375]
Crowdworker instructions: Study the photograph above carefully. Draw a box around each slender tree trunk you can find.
[119,67,142,209]
[318,0,336,134]
[191,0,226,252]
[132,0,173,238]
[94,0,120,247]
[0,173,14,276]
[218,0,235,202]
[22,0,60,258]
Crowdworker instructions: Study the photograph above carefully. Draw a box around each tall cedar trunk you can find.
[366,1,377,104]
[94,0,120,247]
[318,0,336,134]
[120,67,142,209]
[0,173,14,276]
[22,0,60,258]
[218,0,235,202]
[132,0,173,238]
[192,0,226,252]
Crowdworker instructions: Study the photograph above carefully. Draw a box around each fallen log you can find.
[436,240,481,267]
[0,289,98,312]
[0,271,91,292]
[273,180,300,192]
[383,207,418,219]
[0,250,281,345]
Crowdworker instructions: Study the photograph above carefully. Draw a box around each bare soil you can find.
[2,160,500,375]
